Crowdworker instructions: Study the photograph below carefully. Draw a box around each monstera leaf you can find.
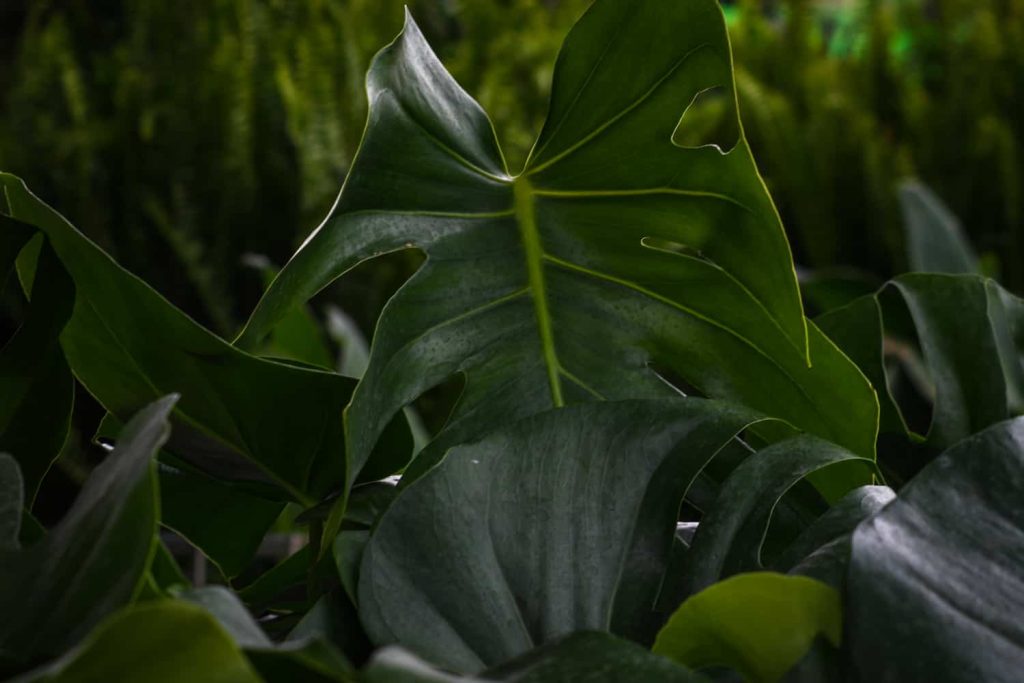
[238,0,878,489]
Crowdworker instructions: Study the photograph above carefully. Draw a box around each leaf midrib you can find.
[514,177,565,407]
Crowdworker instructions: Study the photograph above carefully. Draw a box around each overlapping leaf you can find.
[0,219,74,502]
[818,274,1024,453]
[653,572,840,683]
[364,633,709,683]
[239,0,878,489]
[358,399,768,672]
[846,417,1024,682]
[0,173,411,504]
[0,397,174,667]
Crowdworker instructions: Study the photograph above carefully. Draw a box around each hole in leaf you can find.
[319,247,426,348]
[878,285,933,437]
[672,86,740,153]
[410,372,467,442]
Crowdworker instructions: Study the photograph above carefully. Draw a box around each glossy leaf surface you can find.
[239,0,878,487]
[846,417,1024,682]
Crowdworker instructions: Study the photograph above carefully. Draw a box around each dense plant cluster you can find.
[1,1,1023,681]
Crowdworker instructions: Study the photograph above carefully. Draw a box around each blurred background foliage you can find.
[2,0,1021,339]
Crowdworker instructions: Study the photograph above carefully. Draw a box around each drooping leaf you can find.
[238,0,878,492]
[0,173,412,504]
[818,274,1024,453]
[815,297,906,435]
[653,573,840,683]
[359,399,768,672]
[899,179,980,276]
[846,417,1024,683]
[666,436,874,606]
[11,601,262,683]
[0,222,74,503]
[0,397,175,667]
[363,633,709,683]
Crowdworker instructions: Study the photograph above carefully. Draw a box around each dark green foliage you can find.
[0,1,1022,682]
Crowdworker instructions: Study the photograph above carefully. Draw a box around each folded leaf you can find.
[668,435,874,606]
[818,274,1024,452]
[846,417,1024,682]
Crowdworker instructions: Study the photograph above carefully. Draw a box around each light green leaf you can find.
[12,601,262,683]
[653,572,840,683]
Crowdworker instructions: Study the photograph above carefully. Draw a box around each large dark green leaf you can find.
[0,397,174,668]
[358,398,768,672]
[652,572,840,683]
[0,173,411,504]
[846,417,1024,682]
[0,221,74,502]
[238,0,878,491]
[363,633,709,683]
[12,602,262,683]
